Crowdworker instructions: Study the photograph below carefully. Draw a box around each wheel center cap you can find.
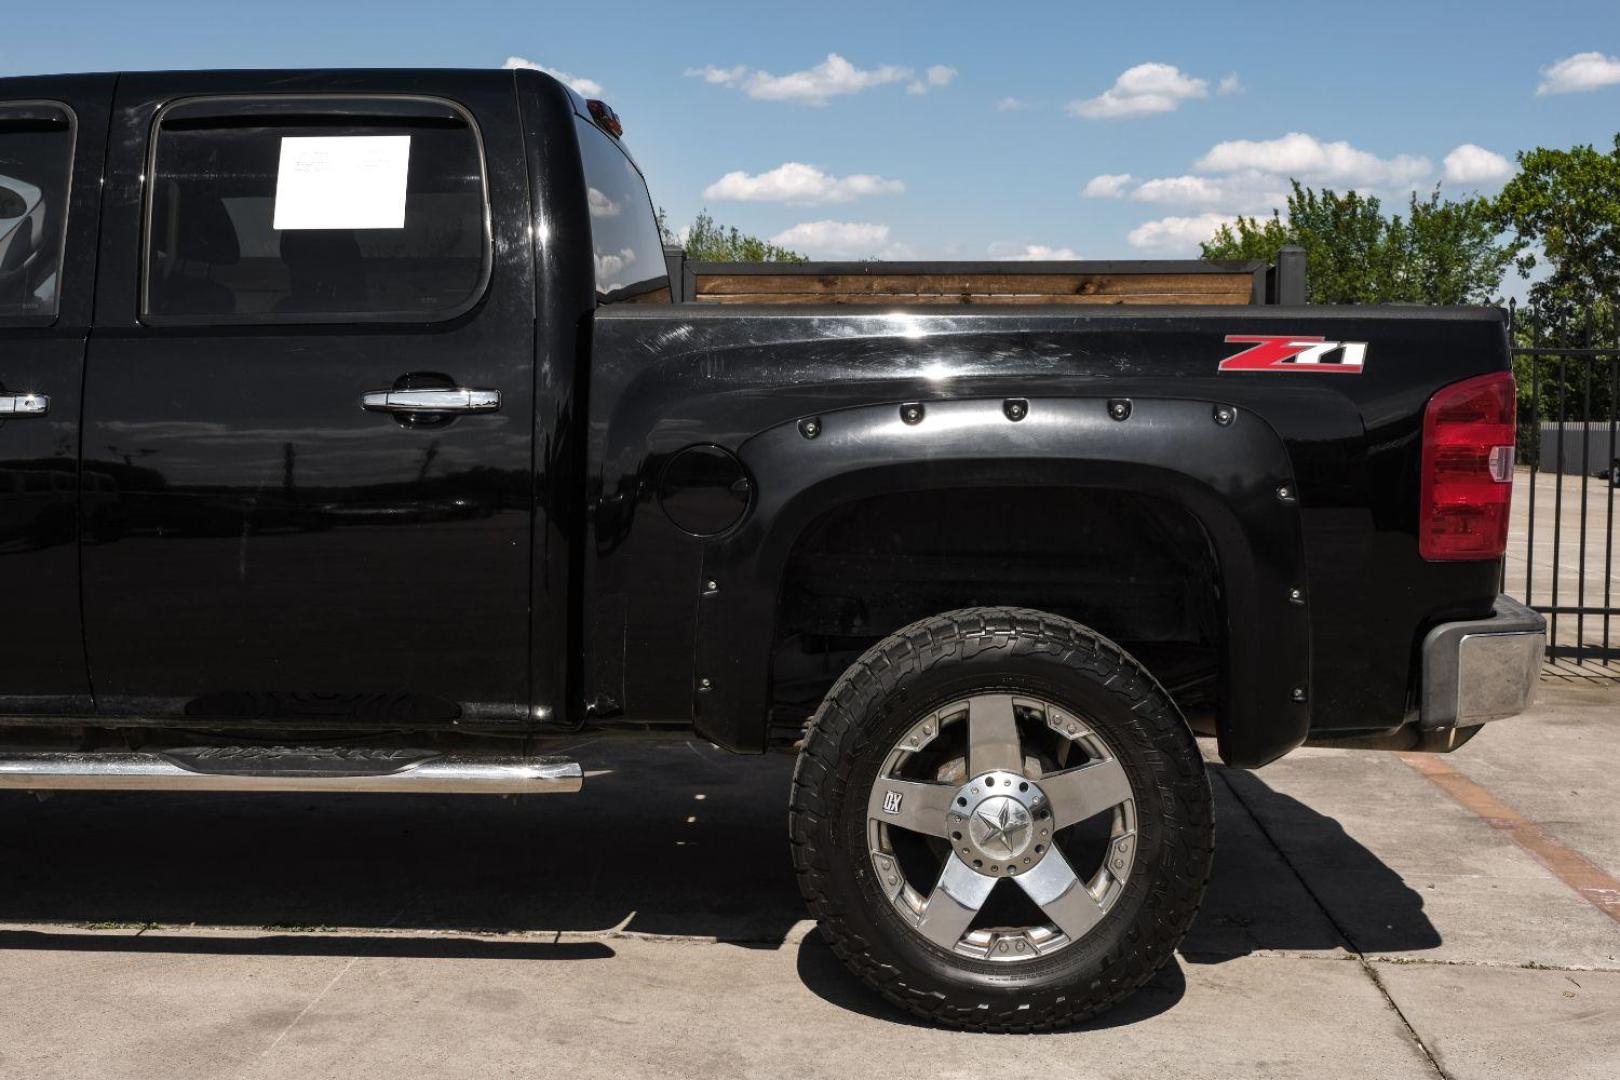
[969,795,1032,858]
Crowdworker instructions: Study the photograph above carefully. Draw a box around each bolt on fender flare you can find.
[692,396,1312,767]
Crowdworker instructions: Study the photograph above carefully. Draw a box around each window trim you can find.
[139,93,494,328]
[0,99,77,329]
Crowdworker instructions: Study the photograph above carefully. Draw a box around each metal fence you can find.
[1509,301,1619,668]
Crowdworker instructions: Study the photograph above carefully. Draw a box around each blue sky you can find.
[7,0,1620,266]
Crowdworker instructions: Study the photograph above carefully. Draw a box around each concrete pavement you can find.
[1,684,1616,1079]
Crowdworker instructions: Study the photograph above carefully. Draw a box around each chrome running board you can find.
[0,747,583,795]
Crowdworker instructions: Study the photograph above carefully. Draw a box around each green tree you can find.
[1399,188,1516,306]
[657,208,808,263]
[1493,136,1620,338]
[1202,181,1510,305]
[1491,137,1620,429]
[1200,210,1291,266]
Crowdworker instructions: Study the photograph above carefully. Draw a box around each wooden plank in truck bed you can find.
[694,272,1251,297]
[696,290,1254,305]
[684,260,1267,306]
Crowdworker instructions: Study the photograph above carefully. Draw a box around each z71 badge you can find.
[1219,334,1367,373]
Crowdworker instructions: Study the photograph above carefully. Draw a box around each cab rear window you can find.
[143,97,490,324]
[574,116,669,305]
[0,102,74,323]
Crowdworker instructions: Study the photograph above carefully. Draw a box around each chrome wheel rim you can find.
[866,693,1137,963]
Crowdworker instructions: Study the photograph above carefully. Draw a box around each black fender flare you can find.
[693,396,1311,768]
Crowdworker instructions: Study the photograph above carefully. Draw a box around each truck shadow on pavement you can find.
[0,741,1439,1025]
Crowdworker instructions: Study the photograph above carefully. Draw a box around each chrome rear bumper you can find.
[1420,594,1545,732]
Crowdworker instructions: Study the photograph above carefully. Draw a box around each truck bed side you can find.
[582,303,1509,766]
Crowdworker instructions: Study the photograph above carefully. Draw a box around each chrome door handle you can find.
[361,387,501,414]
[0,393,49,417]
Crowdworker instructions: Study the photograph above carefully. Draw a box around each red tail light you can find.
[1419,371,1517,561]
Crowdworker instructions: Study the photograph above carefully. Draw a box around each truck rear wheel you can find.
[789,607,1213,1030]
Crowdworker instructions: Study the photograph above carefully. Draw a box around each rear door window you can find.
[574,117,669,304]
[143,97,490,323]
[0,102,74,322]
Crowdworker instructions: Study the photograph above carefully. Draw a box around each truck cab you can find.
[0,69,653,735]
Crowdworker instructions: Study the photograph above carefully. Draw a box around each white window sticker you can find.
[272,135,411,230]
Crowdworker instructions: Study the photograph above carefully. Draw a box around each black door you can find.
[0,78,111,717]
[83,71,537,727]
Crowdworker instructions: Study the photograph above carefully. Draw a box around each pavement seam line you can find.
[248,953,358,1069]
[1398,752,1620,926]
[1179,948,1620,973]
[1216,769,1452,1080]
[238,894,412,1074]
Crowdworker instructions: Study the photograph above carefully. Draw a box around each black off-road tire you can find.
[789,607,1213,1031]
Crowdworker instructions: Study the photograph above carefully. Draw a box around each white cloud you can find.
[771,220,892,257]
[595,247,636,288]
[1067,63,1210,119]
[1443,144,1513,185]
[1218,73,1243,96]
[1131,175,1226,204]
[1126,213,1237,253]
[1194,132,1430,187]
[688,64,749,86]
[1130,170,1291,212]
[703,162,904,204]
[686,53,913,106]
[908,64,958,95]
[587,187,622,218]
[988,242,1081,260]
[1537,51,1620,95]
[996,96,1030,111]
[1081,173,1135,198]
[1113,131,1505,255]
[502,56,603,97]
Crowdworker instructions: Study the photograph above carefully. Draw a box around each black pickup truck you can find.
[0,68,1545,1029]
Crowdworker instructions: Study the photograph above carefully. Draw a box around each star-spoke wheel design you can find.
[866,693,1137,962]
